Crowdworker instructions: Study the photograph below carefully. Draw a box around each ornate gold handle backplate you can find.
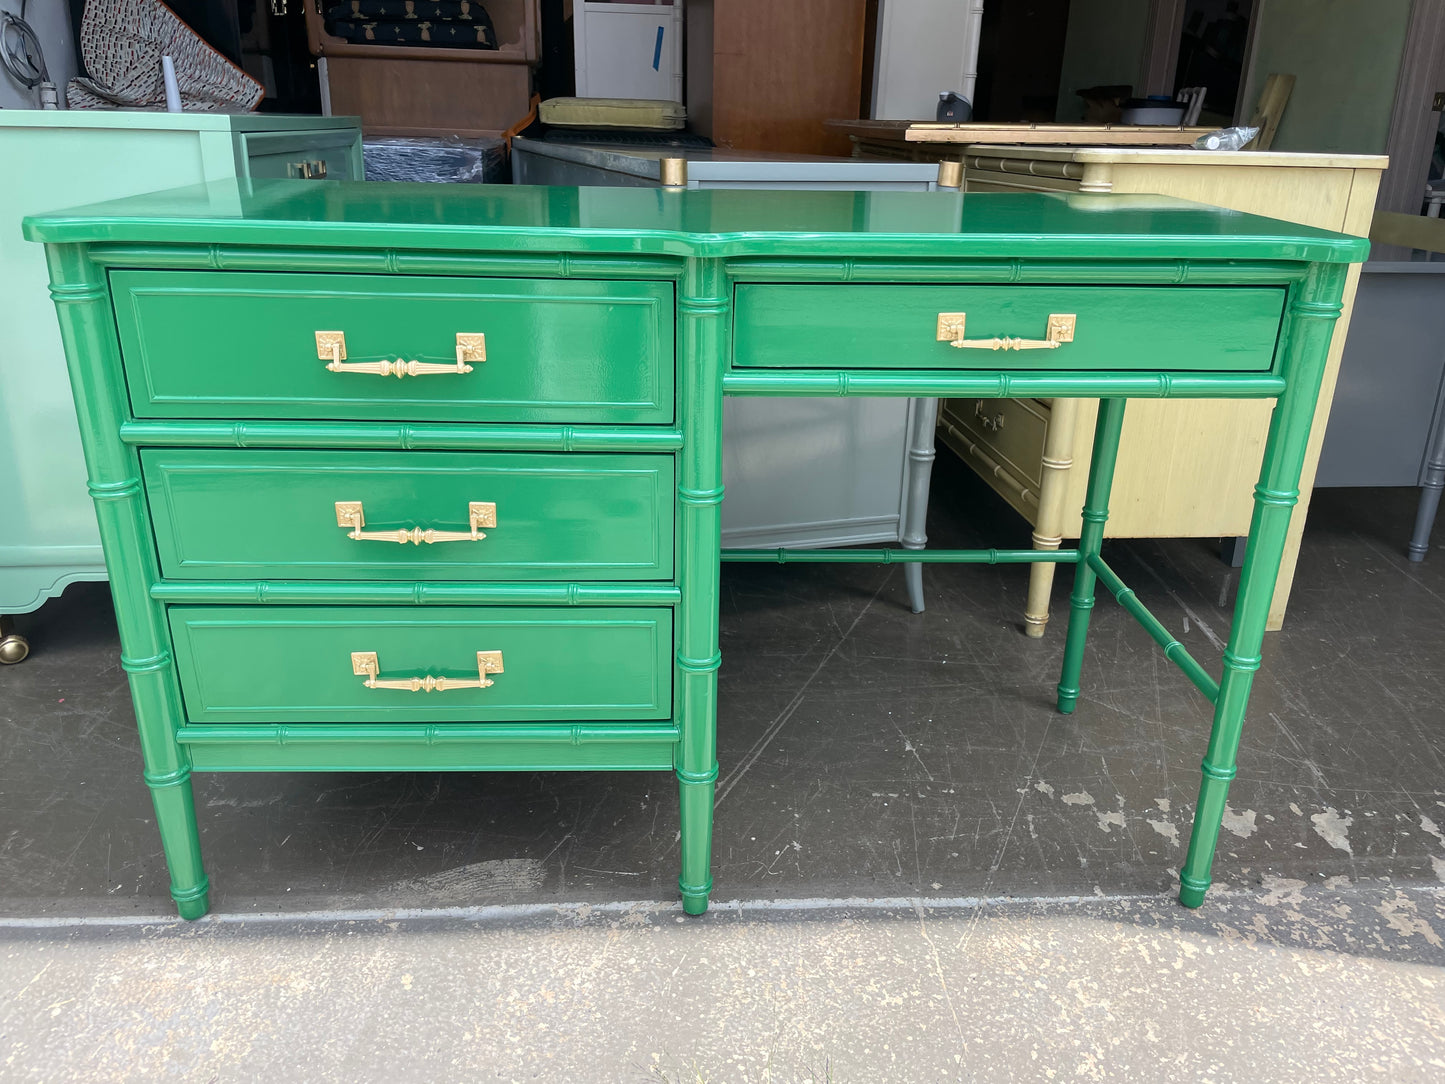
[350,650,504,693]
[316,330,485,377]
[937,313,1076,351]
[335,500,496,545]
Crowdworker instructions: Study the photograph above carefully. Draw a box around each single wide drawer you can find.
[142,449,674,581]
[111,271,674,423]
[169,606,673,723]
[733,284,1285,371]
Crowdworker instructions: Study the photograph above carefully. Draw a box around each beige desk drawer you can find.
[941,397,1050,492]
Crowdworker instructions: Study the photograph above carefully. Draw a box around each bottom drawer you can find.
[169,606,672,724]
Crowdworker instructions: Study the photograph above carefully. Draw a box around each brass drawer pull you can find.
[316,331,485,377]
[975,400,1005,431]
[937,312,1076,351]
[351,650,504,693]
[335,500,496,545]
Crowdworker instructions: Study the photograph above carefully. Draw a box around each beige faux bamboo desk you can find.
[946,147,1386,633]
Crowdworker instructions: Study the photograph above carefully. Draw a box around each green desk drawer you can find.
[111,271,674,423]
[143,449,674,581]
[733,284,1285,371]
[169,605,673,723]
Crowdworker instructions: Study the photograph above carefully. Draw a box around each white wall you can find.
[870,0,985,120]
[0,0,78,110]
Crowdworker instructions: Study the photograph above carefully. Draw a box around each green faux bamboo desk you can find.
[25,182,1366,919]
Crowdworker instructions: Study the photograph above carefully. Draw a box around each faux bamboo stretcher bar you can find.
[25,181,1366,919]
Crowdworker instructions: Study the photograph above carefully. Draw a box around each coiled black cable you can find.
[1,1,49,92]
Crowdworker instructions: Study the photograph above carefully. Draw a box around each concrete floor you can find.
[3,455,1445,1077]
[4,886,1445,1081]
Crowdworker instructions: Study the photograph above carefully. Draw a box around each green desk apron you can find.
[25,182,1367,918]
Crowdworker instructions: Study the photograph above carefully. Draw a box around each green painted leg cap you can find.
[1177,880,1208,909]
[176,894,210,920]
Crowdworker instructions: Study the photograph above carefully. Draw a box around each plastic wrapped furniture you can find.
[363,136,508,183]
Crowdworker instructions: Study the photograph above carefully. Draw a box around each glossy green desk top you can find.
[24,180,1369,263]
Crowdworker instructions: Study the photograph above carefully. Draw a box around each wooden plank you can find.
[906,123,1213,145]
[1247,73,1295,151]
[964,145,1388,168]
[1370,210,1445,255]
[692,0,868,156]
[324,56,531,138]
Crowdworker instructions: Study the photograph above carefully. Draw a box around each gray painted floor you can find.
[3,458,1445,1077]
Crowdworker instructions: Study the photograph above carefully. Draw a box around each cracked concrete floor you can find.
[4,885,1445,1081]
[3,459,1445,1077]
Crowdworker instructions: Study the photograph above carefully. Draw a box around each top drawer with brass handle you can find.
[732,284,1285,372]
[111,271,674,423]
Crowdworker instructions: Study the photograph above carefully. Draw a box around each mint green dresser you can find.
[27,182,1365,917]
[0,111,362,663]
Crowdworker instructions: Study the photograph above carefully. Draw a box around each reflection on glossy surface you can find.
[142,449,675,582]
[169,605,673,723]
[24,180,1368,261]
[112,270,674,425]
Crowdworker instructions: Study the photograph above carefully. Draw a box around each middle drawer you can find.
[142,449,675,581]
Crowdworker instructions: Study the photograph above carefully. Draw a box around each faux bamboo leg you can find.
[1408,417,1445,561]
[677,257,725,915]
[0,614,29,664]
[144,750,210,920]
[1179,264,1347,908]
[901,397,940,613]
[1024,398,1080,637]
[45,245,209,919]
[1056,398,1127,713]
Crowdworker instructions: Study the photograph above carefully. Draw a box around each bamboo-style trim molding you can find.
[963,157,1086,181]
[121,421,684,452]
[177,723,680,746]
[722,257,1308,286]
[150,581,682,606]
[88,245,686,279]
[724,371,1287,399]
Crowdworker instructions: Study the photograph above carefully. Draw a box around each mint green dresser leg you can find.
[1179,265,1347,908]
[46,245,210,919]
[677,257,725,915]
[1057,399,1127,714]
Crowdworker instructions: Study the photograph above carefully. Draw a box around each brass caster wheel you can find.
[0,632,29,664]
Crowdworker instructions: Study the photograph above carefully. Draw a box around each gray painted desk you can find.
[1316,260,1445,559]
[512,138,947,611]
